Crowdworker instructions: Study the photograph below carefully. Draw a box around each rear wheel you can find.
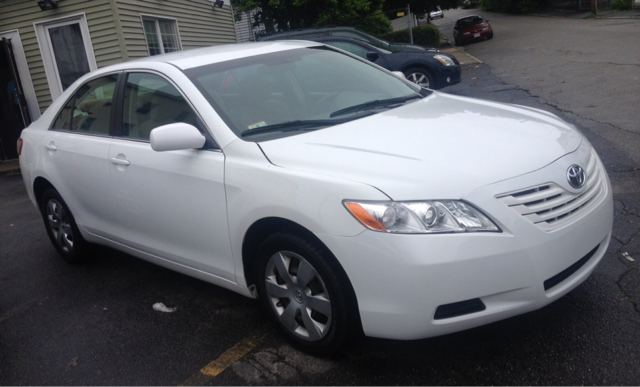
[40,188,88,263]
[404,67,434,89]
[255,232,355,355]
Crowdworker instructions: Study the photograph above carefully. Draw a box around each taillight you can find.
[17,138,23,156]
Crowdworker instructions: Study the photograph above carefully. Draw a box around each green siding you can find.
[1,0,237,112]
[116,0,237,59]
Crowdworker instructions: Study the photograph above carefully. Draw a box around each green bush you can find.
[378,24,442,48]
[611,0,631,10]
[346,13,393,36]
[479,0,543,13]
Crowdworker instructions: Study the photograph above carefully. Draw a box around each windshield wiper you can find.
[241,119,342,137]
[329,94,423,118]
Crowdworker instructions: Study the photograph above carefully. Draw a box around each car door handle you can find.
[45,143,57,151]
[110,158,130,166]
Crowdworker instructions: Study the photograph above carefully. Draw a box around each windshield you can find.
[184,46,425,140]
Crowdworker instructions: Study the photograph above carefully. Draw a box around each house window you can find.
[142,17,181,56]
[34,14,98,100]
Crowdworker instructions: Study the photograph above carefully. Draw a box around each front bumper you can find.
[433,65,462,89]
[317,145,613,340]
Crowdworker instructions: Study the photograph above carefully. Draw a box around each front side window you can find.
[142,17,181,56]
[122,72,197,140]
[52,74,118,134]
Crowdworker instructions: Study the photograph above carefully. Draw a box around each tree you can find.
[231,0,391,35]
[382,0,460,18]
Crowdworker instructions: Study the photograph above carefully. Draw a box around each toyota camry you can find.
[18,41,613,355]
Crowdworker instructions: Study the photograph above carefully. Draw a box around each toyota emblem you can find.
[567,165,586,189]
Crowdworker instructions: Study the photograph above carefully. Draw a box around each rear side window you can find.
[331,31,369,42]
[323,41,370,59]
[52,74,118,134]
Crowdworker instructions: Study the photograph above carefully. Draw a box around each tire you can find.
[255,232,356,355]
[455,36,461,46]
[487,33,493,40]
[404,67,435,89]
[40,188,89,263]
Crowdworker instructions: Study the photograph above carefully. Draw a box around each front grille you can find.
[496,149,606,231]
[544,244,599,291]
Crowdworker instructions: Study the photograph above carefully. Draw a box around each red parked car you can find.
[453,15,493,46]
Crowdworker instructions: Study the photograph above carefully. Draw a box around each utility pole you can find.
[591,0,598,15]
[407,4,414,44]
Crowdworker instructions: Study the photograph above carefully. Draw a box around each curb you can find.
[0,160,21,176]
[440,40,484,64]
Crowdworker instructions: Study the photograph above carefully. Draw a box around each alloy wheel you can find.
[46,199,74,254]
[406,72,430,88]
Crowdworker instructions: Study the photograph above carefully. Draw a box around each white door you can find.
[34,14,98,101]
[107,72,235,281]
[42,74,119,233]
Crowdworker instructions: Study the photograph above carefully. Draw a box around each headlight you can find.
[344,200,500,234]
[434,54,456,66]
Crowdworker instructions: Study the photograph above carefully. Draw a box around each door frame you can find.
[0,29,40,122]
[34,13,98,101]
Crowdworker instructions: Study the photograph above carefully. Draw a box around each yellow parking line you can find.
[179,332,263,386]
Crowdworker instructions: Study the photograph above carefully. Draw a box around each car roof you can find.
[259,26,364,40]
[456,15,482,21]
[103,41,323,71]
[313,36,375,46]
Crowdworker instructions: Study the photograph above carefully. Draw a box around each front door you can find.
[107,72,235,281]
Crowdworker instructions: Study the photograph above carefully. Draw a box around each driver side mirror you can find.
[366,51,379,61]
[150,123,206,152]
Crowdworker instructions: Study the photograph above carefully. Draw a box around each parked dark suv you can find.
[257,26,439,53]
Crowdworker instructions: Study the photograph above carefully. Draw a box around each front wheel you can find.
[255,232,356,355]
[40,188,89,263]
[404,67,435,89]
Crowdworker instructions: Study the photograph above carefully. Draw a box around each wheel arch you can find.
[241,216,363,333]
[33,176,56,214]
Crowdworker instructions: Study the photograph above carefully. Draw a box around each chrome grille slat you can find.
[530,182,602,222]
[497,185,564,206]
[496,149,606,231]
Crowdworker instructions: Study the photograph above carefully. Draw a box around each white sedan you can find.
[430,6,444,19]
[18,41,613,355]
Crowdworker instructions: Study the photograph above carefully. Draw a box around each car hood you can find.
[258,92,583,200]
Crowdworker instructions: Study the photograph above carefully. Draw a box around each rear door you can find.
[42,73,119,234]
